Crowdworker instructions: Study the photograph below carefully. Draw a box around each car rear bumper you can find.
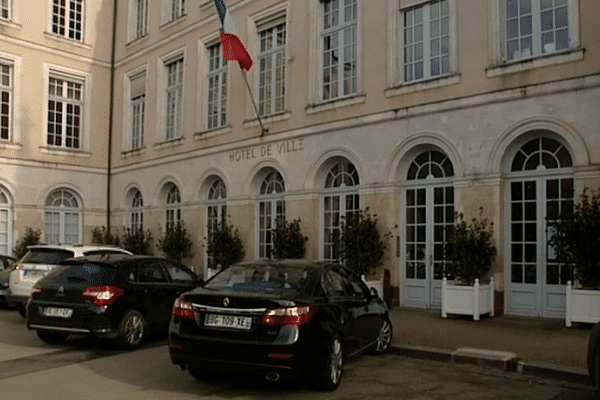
[26,302,118,338]
[168,332,317,378]
[6,293,28,306]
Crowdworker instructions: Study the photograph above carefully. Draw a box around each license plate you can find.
[204,314,252,330]
[43,307,73,318]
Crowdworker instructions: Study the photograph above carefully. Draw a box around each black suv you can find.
[27,254,201,349]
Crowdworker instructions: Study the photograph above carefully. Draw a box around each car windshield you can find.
[45,262,119,284]
[20,249,74,264]
[204,264,311,293]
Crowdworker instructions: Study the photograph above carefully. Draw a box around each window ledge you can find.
[243,111,291,130]
[43,32,90,49]
[0,19,21,29]
[306,94,366,115]
[159,14,188,31]
[154,137,184,150]
[39,146,91,157]
[126,34,149,48]
[0,141,22,150]
[385,74,461,97]
[486,48,585,78]
[121,147,147,159]
[194,126,232,140]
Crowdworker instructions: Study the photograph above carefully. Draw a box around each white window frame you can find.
[1,60,12,142]
[205,178,227,271]
[50,0,84,41]
[156,50,185,144]
[128,0,148,41]
[1,0,11,20]
[0,53,21,147]
[206,42,228,131]
[162,0,185,25]
[0,186,12,255]
[257,171,286,260]
[46,74,84,150]
[165,58,183,141]
[165,184,181,232]
[129,189,144,232]
[257,18,287,117]
[44,189,82,245]
[487,0,581,77]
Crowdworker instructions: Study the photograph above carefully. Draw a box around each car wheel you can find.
[116,310,145,350]
[18,304,26,318]
[314,334,343,391]
[593,348,600,393]
[370,318,393,354]
[36,330,68,344]
[188,367,220,381]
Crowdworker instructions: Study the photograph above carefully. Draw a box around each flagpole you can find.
[241,70,268,136]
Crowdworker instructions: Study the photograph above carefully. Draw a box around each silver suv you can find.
[8,245,133,317]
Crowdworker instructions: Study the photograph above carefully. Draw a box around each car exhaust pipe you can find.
[265,372,280,382]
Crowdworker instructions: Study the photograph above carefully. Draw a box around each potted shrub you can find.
[204,220,245,278]
[157,222,194,263]
[442,208,497,320]
[336,208,391,296]
[13,227,42,260]
[549,187,600,326]
[272,218,308,260]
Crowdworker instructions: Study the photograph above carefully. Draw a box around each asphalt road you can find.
[0,307,594,399]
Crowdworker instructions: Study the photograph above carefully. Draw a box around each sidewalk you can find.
[388,307,592,385]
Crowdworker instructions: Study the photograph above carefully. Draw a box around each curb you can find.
[390,344,590,385]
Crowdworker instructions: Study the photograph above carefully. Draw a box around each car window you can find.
[83,249,131,257]
[162,260,196,284]
[204,264,307,292]
[20,249,74,264]
[137,261,169,283]
[322,270,348,297]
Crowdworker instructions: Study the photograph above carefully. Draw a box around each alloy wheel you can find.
[372,319,392,353]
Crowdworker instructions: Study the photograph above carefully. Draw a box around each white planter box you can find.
[565,281,600,327]
[441,277,495,321]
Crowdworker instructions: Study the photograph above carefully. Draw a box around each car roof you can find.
[26,244,133,255]
[62,254,178,266]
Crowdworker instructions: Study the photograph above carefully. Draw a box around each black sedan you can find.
[168,260,393,391]
[26,254,201,349]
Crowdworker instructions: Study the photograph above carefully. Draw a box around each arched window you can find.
[45,189,81,244]
[129,189,143,231]
[258,171,285,259]
[206,178,227,270]
[323,160,360,262]
[165,185,181,231]
[0,187,11,255]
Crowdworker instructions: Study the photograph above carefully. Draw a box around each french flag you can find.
[213,0,253,71]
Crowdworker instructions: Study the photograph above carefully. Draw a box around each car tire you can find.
[588,323,600,391]
[18,304,26,318]
[36,330,69,344]
[116,310,146,350]
[313,334,343,391]
[370,318,393,355]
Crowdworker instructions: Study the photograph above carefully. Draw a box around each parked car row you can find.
[3,246,393,391]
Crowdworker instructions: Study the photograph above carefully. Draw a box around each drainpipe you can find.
[106,0,118,234]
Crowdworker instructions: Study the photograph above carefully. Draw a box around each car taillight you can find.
[262,305,315,326]
[172,298,194,319]
[11,264,20,271]
[32,283,42,295]
[82,286,123,306]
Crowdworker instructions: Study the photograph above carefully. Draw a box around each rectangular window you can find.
[1,0,11,20]
[165,58,183,140]
[130,73,145,150]
[207,43,227,130]
[52,0,83,41]
[403,0,450,83]
[1,62,11,141]
[322,0,357,101]
[135,0,148,39]
[0,208,8,255]
[47,76,83,149]
[506,0,569,61]
[258,22,286,116]
[170,0,185,21]
[259,200,285,259]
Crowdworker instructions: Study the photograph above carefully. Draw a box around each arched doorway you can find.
[402,150,455,309]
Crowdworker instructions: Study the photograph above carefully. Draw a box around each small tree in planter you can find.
[272,218,308,260]
[121,227,153,255]
[549,188,600,326]
[336,208,391,279]
[13,227,42,260]
[92,225,121,246]
[445,208,497,285]
[157,222,193,262]
[442,207,497,320]
[205,220,245,270]
[549,187,600,289]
